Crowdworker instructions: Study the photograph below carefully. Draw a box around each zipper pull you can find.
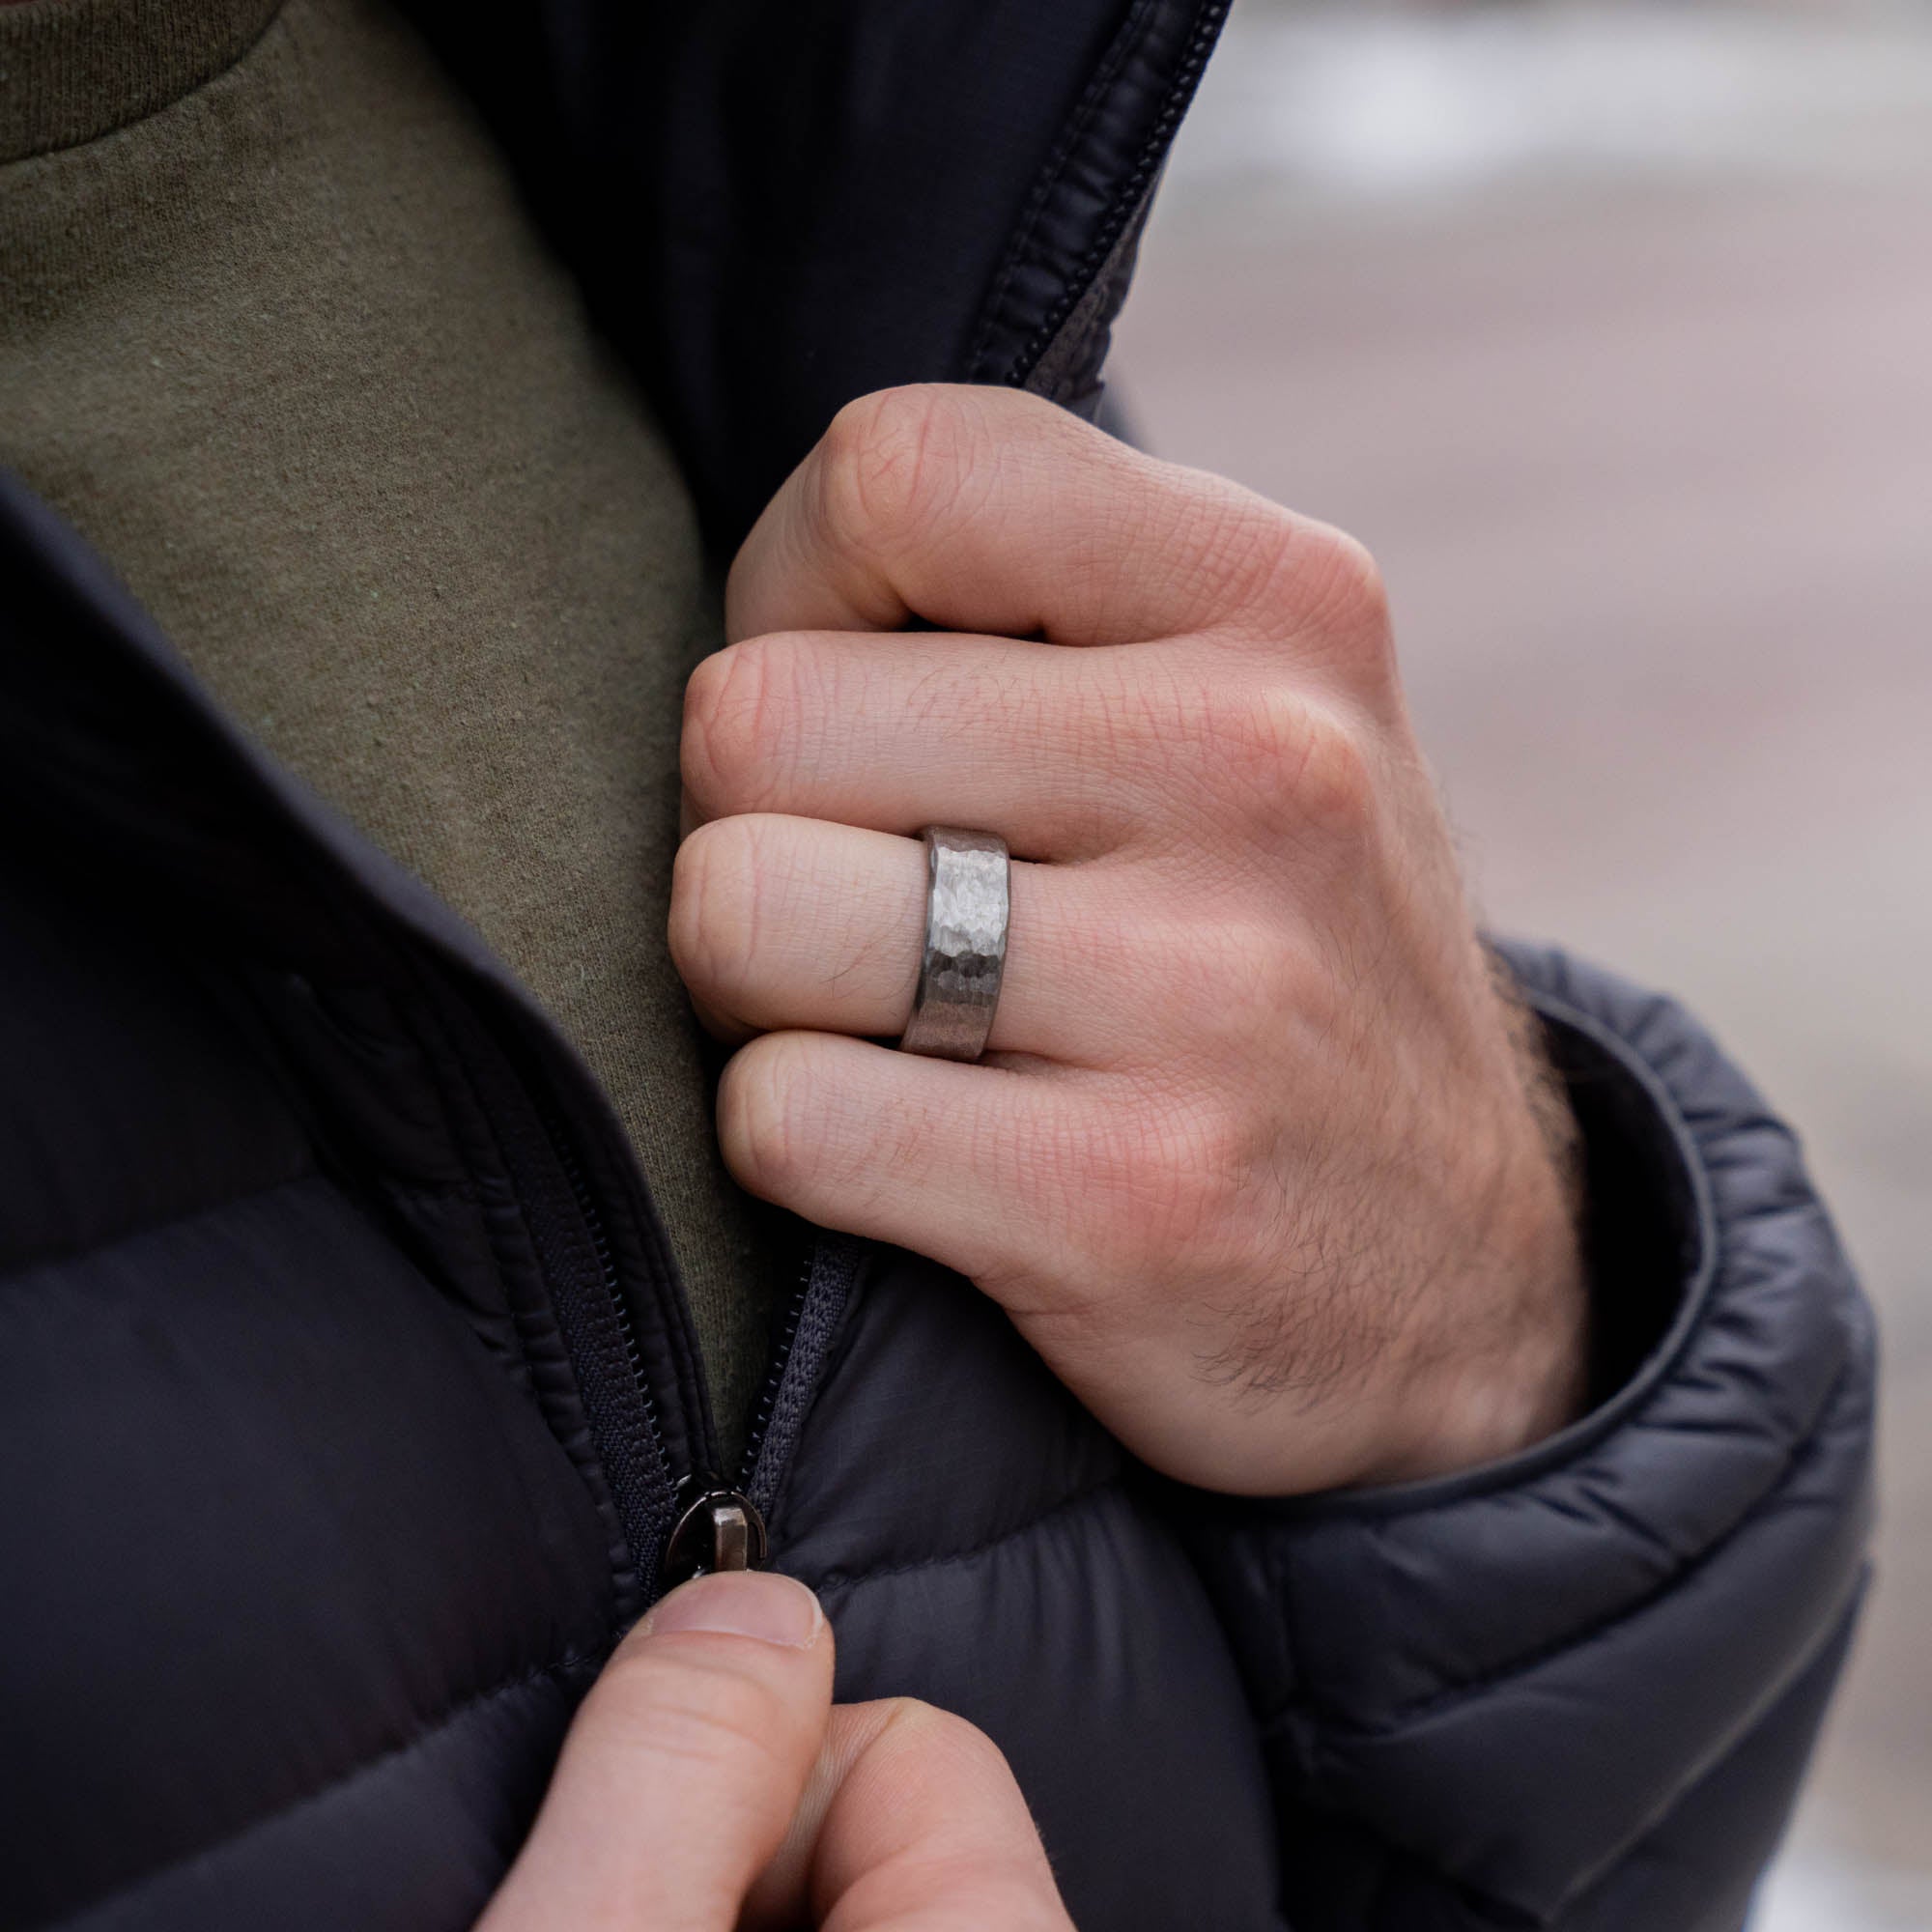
[661,1476,770,1590]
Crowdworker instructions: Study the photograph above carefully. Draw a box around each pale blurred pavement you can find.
[1113,4,1932,1924]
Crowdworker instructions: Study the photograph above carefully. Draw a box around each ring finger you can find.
[668,812,1156,1067]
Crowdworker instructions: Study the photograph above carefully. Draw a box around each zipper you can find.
[661,1477,769,1587]
[541,1103,678,1500]
[740,1246,817,1492]
[656,1247,811,1589]
[660,1233,865,1587]
[516,1093,685,1608]
[538,1086,861,1600]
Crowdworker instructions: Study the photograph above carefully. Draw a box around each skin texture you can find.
[673,383,1587,1495]
[476,1572,1071,1931]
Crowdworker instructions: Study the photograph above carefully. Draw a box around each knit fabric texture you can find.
[0,0,781,1459]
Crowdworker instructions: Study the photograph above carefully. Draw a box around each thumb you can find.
[477,1570,832,1931]
[745,1699,1075,1932]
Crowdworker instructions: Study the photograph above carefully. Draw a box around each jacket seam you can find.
[997,1,1230,387]
[1319,1577,1871,1932]
[810,1474,1124,1594]
[0,1163,318,1289]
[393,981,568,1370]
[42,1649,603,1931]
[387,973,648,1612]
[964,0,1151,381]
[1258,1345,1862,1744]
[1549,1573,1872,1918]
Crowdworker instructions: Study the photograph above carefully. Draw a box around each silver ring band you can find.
[898,827,1009,1063]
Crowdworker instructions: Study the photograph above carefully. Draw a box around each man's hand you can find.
[477,1571,1071,1930]
[672,384,1586,1494]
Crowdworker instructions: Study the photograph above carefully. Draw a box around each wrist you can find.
[1354,1006,1591,1487]
[1400,1177,1589,1481]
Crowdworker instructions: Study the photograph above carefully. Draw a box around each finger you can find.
[726,383,1370,650]
[743,1700,1072,1932]
[682,627,1164,855]
[475,1572,832,1932]
[717,1030,1117,1292]
[669,814,1166,1066]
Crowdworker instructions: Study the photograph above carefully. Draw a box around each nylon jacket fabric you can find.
[0,3,1874,1927]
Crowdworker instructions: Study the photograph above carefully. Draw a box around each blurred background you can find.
[1113,2,1932,1926]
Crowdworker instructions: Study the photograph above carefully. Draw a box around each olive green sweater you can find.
[0,0,778,1457]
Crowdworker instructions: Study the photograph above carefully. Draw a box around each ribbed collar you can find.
[0,0,283,163]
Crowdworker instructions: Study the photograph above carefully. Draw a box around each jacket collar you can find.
[0,0,1230,922]
[393,0,1228,547]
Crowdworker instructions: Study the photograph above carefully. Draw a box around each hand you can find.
[476,1571,1071,1930]
[672,384,1587,1494]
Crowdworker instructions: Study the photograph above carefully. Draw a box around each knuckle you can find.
[1223,507,1395,676]
[1288,523,1398,686]
[681,636,800,815]
[1077,1097,1248,1260]
[1154,1099,1254,1246]
[1097,1097,1260,1260]
[1192,495,1308,619]
[1207,679,1313,778]
[1288,702,1378,840]
[1186,919,1296,1041]
[1196,682,1375,840]
[815,384,973,554]
[1297,521,1389,633]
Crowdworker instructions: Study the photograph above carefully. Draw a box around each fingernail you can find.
[643,1572,823,1648]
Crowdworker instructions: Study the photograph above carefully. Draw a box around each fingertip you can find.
[640,1571,825,1651]
[475,1568,836,1931]
[715,1030,818,1208]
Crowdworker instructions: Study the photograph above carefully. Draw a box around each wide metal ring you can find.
[898,827,1009,1063]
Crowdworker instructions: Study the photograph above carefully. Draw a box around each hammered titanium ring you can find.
[897,827,1009,1062]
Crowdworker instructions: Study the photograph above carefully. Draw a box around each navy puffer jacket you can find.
[0,3,1874,1928]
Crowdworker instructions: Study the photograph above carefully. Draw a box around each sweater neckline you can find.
[0,0,284,164]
